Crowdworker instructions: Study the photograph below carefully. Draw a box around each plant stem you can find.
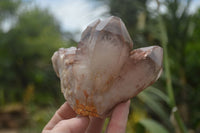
[160,19,188,133]
[155,1,188,133]
[174,109,188,133]
[161,33,175,108]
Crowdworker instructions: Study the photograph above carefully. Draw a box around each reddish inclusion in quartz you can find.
[52,16,163,118]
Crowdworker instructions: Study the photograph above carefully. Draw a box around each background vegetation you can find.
[0,0,199,132]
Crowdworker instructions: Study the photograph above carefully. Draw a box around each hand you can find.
[42,100,130,133]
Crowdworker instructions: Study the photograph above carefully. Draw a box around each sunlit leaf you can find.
[137,90,170,126]
[139,118,169,133]
[147,86,169,104]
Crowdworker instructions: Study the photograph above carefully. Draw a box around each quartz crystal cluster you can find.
[52,16,163,118]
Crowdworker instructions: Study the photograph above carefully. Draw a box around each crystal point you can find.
[52,16,163,118]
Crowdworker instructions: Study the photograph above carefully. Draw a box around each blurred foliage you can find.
[0,0,200,132]
[0,1,75,132]
[0,0,20,21]
[0,1,69,106]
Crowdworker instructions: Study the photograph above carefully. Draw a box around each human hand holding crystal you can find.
[42,100,130,133]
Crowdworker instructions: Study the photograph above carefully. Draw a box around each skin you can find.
[42,100,130,133]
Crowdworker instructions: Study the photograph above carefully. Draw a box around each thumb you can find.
[52,116,89,133]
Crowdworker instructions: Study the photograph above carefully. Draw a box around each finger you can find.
[86,116,105,133]
[106,100,130,133]
[43,102,77,130]
[52,116,89,133]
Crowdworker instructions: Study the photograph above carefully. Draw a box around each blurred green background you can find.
[0,0,200,133]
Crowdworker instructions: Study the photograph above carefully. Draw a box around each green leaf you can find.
[137,90,170,127]
[139,118,169,133]
[147,86,169,104]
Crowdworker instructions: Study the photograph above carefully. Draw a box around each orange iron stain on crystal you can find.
[74,99,99,117]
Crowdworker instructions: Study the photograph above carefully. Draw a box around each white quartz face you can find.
[52,16,163,118]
